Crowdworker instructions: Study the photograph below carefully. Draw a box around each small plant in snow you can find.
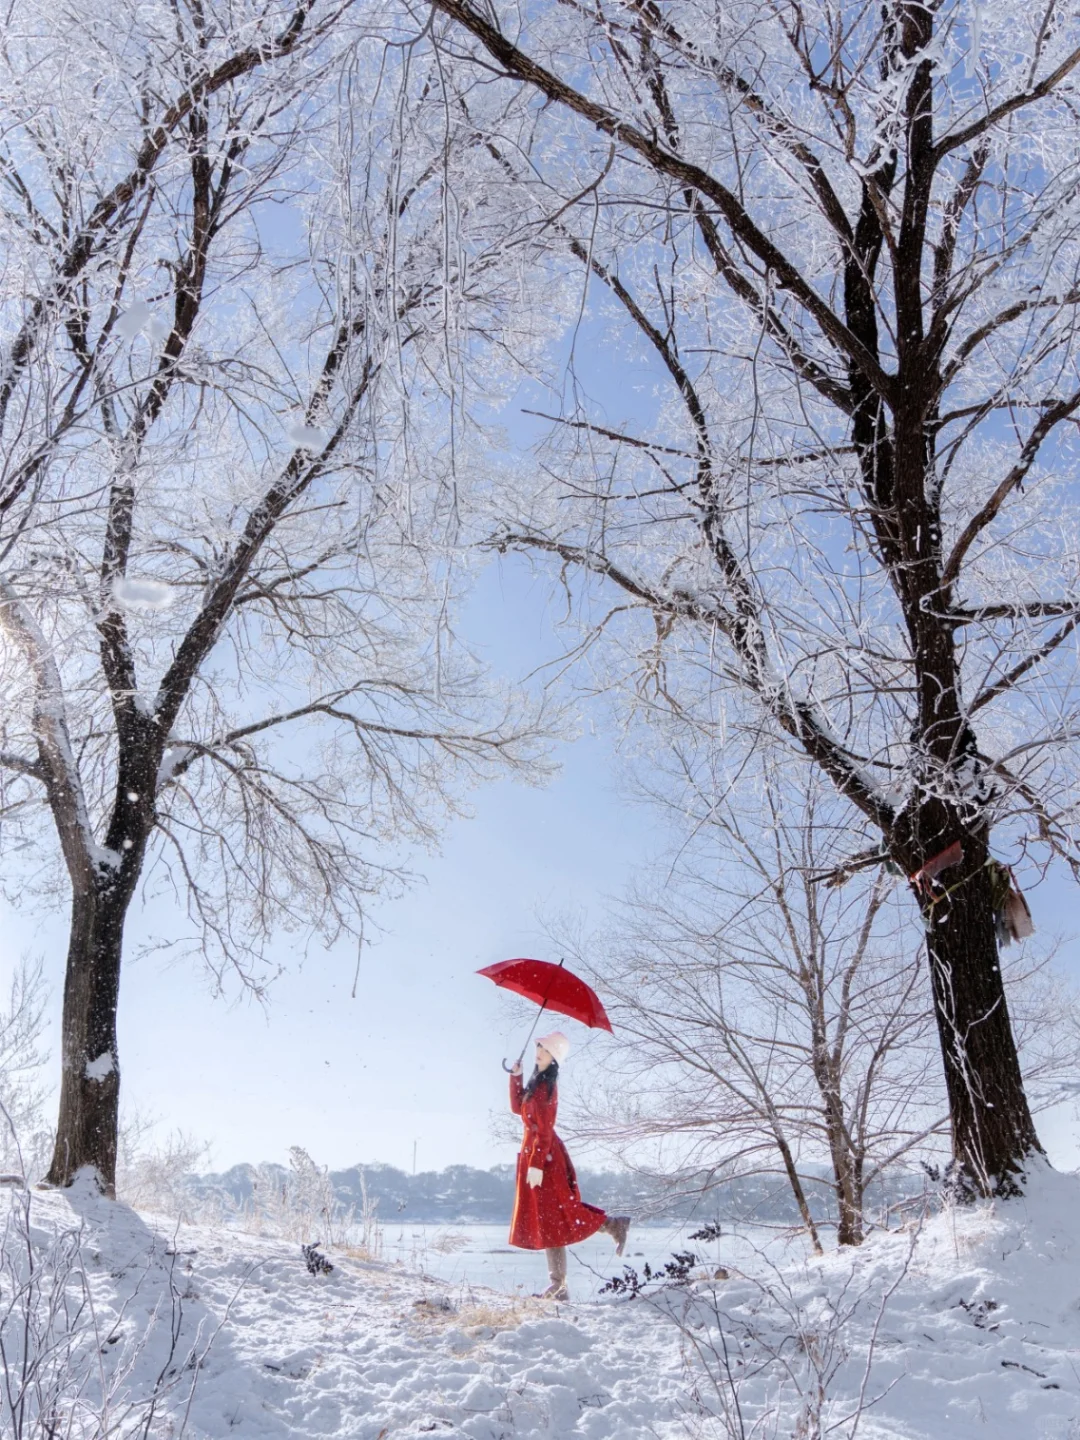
[611,1228,918,1438]
[114,1122,211,1223]
[241,1147,356,1250]
[301,1242,334,1277]
[601,1249,701,1298]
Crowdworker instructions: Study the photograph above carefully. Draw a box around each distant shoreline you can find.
[183,1158,917,1227]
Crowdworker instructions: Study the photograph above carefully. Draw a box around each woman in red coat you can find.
[509,1031,629,1300]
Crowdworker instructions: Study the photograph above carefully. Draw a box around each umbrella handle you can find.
[501,1034,531,1075]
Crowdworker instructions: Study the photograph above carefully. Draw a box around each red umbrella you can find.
[477,957,612,1071]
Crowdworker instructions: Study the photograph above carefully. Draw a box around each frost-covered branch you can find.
[0,0,337,452]
[0,578,95,886]
[430,0,894,397]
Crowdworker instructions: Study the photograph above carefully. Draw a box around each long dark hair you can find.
[523,1057,559,1100]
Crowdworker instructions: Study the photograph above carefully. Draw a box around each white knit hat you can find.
[536,1031,570,1064]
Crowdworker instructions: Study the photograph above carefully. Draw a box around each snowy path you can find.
[183,1232,687,1438]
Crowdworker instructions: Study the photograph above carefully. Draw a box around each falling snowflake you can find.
[112,577,176,611]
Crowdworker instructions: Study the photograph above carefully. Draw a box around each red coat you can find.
[509,1073,607,1250]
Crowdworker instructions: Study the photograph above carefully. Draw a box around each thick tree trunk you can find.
[917,833,1041,1194]
[44,881,128,1195]
[887,379,1042,1191]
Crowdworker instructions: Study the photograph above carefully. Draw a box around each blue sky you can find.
[4,546,1079,1178]
[0,555,661,1173]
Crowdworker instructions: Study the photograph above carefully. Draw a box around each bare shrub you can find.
[114,1126,211,1224]
[239,1147,359,1250]
[614,1231,916,1439]
[0,959,51,1184]
[0,1186,224,1438]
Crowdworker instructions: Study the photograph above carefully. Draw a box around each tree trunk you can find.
[918,833,1041,1194]
[822,1097,862,1245]
[45,881,128,1194]
[832,1150,863,1247]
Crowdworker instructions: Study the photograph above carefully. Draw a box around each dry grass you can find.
[455,1296,544,1334]
[404,1291,545,1345]
[337,1244,382,1264]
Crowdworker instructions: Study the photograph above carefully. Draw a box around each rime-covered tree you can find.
[430,0,1080,1190]
[0,0,545,1192]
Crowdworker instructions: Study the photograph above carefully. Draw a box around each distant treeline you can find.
[185,1161,924,1227]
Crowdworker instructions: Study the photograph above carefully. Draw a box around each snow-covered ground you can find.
[5,1165,1080,1438]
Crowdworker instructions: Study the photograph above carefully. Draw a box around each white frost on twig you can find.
[965,0,985,79]
[0,578,97,869]
[157,744,194,790]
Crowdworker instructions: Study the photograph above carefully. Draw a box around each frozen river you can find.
[374,1219,800,1300]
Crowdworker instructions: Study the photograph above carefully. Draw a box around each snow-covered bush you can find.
[0,1184,215,1438]
[0,959,52,1184]
[114,1126,211,1223]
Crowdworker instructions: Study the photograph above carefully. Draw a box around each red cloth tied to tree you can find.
[508,1073,607,1250]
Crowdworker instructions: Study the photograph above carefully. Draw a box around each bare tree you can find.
[564,765,1080,1248]
[429,0,1080,1192]
[560,776,941,1249]
[0,0,546,1192]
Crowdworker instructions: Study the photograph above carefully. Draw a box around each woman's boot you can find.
[541,1246,568,1300]
[601,1216,631,1256]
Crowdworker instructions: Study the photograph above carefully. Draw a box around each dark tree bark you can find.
[917,837,1040,1189]
[45,747,156,1191]
[48,888,126,1194]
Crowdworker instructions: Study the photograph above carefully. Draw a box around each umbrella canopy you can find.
[477,957,613,1033]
